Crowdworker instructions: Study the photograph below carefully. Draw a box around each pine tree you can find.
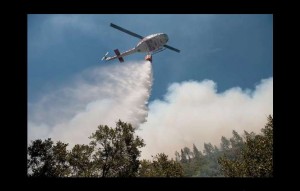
[218,115,273,177]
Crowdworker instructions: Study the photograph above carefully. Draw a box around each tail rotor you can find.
[101,52,109,61]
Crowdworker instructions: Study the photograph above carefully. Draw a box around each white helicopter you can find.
[101,23,180,63]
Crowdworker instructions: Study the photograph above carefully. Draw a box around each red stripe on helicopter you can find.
[114,49,124,63]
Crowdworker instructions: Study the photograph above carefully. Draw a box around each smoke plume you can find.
[137,77,273,159]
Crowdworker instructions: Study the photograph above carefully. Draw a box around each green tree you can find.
[242,115,273,177]
[68,144,94,177]
[174,151,181,162]
[201,143,223,177]
[192,144,202,160]
[138,153,183,177]
[218,115,273,177]
[230,130,245,154]
[28,120,145,177]
[203,143,214,156]
[190,144,204,176]
[28,138,54,177]
[52,141,70,177]
[89,120,145,177]
[180,149,187,163]
[220,136,231,152]
[28,139,70,177]
[183,147,192,162]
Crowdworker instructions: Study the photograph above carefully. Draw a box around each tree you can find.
[89,120,145,177]
[203,143,214,156]
[192,144,202,160]
[52,141,70,177]
[230,130,244,153]
[28,120,145,177]
[218,115,273,177]
[201,142,223,176]
[220,130,245,162]
[190,144,205,176]
[28,139,70,177]
[242,115,273,177]
[138,153,183,177]
[220,136,231,152]
[183,147,192,162]
[68,144,94,177]
[174,151,181,162]
[180,149,187,163]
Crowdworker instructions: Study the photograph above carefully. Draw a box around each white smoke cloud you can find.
[137,77,273,159]
[28,60,272,161]
[28,61,153,146]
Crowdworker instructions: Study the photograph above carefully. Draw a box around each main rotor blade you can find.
[163,45,180,53]
[110,23,144,39]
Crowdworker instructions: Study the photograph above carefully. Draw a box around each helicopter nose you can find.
[164,34,169,42]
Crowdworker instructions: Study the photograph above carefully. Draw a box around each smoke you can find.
[28,61,153,146]
[136,77,273,159]
[28,61,272,161]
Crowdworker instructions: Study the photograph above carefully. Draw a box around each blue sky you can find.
[28,14,273,158]
[28,14,272,103]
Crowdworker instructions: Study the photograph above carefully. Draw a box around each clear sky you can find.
[28,14,273,158]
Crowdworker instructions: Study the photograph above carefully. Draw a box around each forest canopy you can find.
[27,115,273,177]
